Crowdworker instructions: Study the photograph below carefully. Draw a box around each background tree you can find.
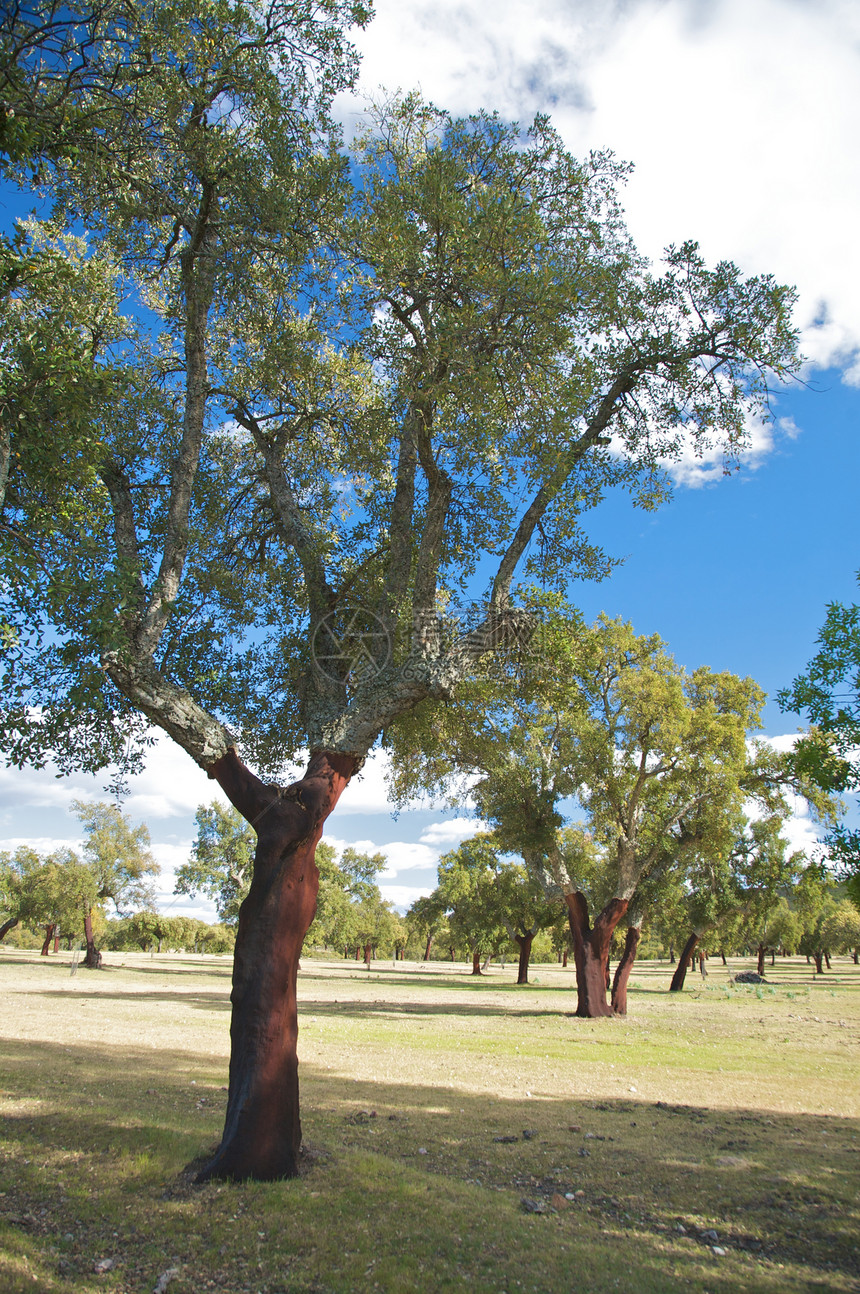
[433,835,508,975]
[406,891,447,961]
[779,572,860,906]
[72,799,158,966]
[1,5,802,1178]
[174,802,256,925]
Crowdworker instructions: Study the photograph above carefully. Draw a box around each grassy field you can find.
[0,949,858,1294]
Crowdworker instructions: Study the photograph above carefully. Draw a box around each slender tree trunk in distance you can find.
[562,946,568,968]
[514,931,534,985]
[354,946,360,960]
[82,910,102,967]
[669,945,675,963]
[756,943,766,976]
[471,949,482,975]
[824,951,832,970]
[363,943,372,967]
[813,951,824,973]
[0,916,19,941]
[721,949,727,966]
[564,893,628,1018]
[853,948,858,965]
[40,924,56,957]
[770,950,775,966]
[449,946,455,962]
[196,747,355,1184]
[423,935,432,961]
[611,925,641,1016]
[669,932,700,992]
[53,931,60,953]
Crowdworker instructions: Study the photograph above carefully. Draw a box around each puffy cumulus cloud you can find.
[0,732,226,823]
[335,749,397,814]
[0,834,83,857]
[665,413,801,488]
[376,882,437,912]
[345,0,860,392]
[418,817,487,845]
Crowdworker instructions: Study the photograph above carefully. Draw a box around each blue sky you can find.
[1,0,857,918]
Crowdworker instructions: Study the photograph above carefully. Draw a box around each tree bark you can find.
[82,910,102,967]
[720,949,727,966]
[514,931,534,985]
[471,949,482,975]
[40,924,56,957]
[562,946,568,969]
[0,916,19,941]
[669,932,700,992]
[196,747,354,1183]
[813,950,824,973]
[824,951,832,970]
[756,943,765,976]
[423,935,432,961]
[564,892,628,1017]
[611,925,641,1016]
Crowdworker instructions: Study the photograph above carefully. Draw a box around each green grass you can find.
[0,949,858,1293]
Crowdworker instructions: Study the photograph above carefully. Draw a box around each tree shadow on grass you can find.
[1,1035,859,1293]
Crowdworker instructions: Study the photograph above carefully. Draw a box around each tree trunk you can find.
[756,943,765,976]
[53,931,60,953]
[564,892,628,1018]
[813,950,824,973]
[196,747,354,1183]
[669,932,700,992]
[82,910,102,967]
[363,942,372,967]
[0,916,19,941]
[514,931,534,985]
[720,949,727,966]
[471,949,482,975]
[669,945,675,963]
[611,925,641,1016]
[40,924,57,957]
[562,946,568,968]
[423,935,432,961]
[449,946,455,962]
[354,946,360,960]
[824,951,832,970]
[853,948,858,965]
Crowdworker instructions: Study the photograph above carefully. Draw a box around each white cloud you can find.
[377,882,435,912]
[343,0,860,430]
[418,817,487,845]
[0,732,226,823]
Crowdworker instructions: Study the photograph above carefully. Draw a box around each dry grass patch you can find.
[0,949,858,1293]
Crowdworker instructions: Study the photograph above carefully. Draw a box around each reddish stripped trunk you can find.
[611,925,641,1016]
[53,931,60,953]
[564,893,628,1018]
[0,916,19,941]
[423,936,432,961]
[40,924,56,957]
[514,931,534,985]
[471,949,482,975]
[82,911,102,967]
[562,947,568,969]
[669,932,700,992]
[197,747,355,1183]
[813,950,824,973]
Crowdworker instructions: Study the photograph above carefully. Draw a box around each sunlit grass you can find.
[0,948,858,1293]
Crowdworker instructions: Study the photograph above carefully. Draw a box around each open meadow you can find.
[0,949,858,1294]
